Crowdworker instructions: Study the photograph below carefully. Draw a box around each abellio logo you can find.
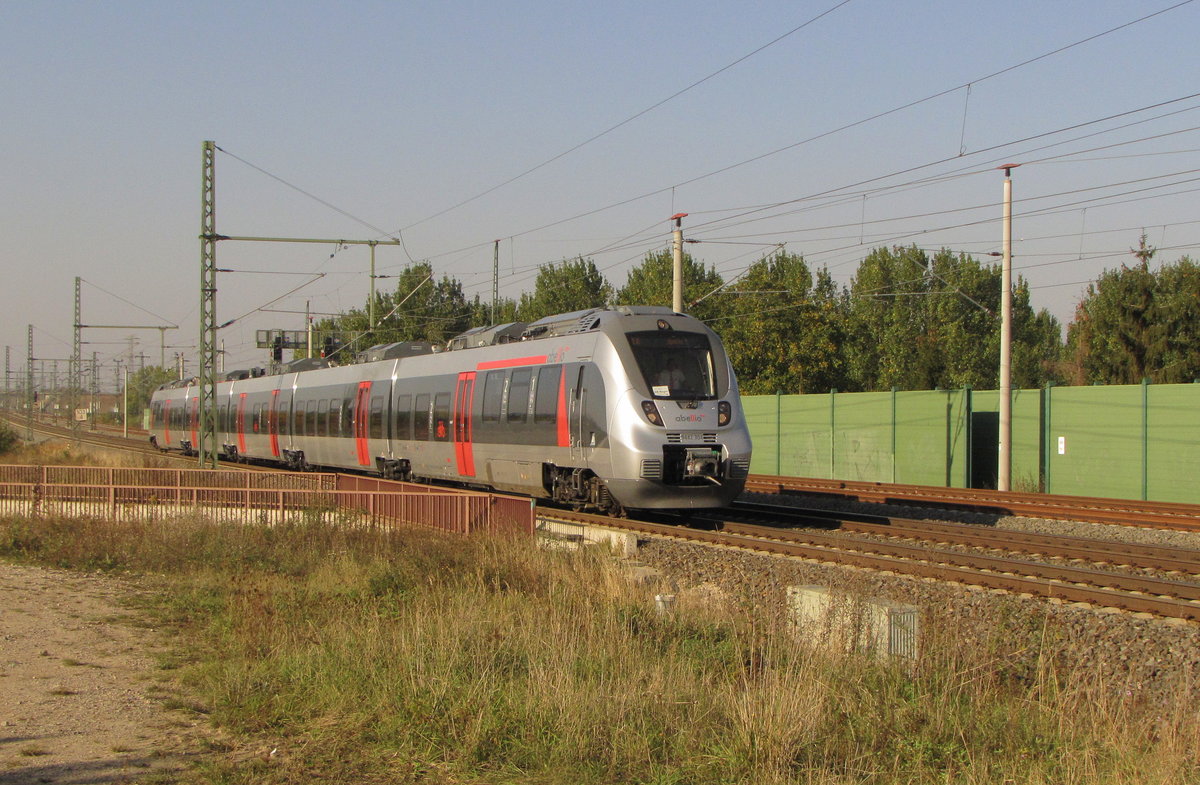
[674,414,705,423]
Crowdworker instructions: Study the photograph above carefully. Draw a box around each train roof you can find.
[153,306,708,397]
[456,305,683,345]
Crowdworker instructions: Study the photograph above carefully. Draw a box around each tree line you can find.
[311,238,1200,394]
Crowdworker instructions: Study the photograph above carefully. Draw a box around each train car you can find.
[150,305,752,513]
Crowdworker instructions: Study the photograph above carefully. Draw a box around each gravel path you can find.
[0,563,203,784]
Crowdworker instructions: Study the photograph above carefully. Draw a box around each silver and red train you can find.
[149,306,752,513]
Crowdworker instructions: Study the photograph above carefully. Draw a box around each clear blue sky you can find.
[2,0,1197,384]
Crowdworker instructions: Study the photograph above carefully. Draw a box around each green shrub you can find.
[0,422,17,454]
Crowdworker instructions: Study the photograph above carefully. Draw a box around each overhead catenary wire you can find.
[804,181,1200,271]
[217,274,327,330]
[81,278,178,327]
[209,27,1200,320]
[170,6,1198,349]
[417,90,1200,272]
[392,0,858,235]
[687,166,1200,249]
[669,1,1196,197]
[683,97,1200,239]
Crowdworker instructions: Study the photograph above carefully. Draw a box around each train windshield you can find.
[627,331,716,400]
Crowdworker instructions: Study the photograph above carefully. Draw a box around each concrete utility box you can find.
[787,585,919,661]
[536,519,638,558]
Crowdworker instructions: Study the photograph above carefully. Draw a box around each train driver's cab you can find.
[627,330,716,401]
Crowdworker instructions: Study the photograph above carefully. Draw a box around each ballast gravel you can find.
[629,491,1200,710]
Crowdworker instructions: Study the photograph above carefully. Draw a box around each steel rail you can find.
[728,500,1200,575]
[745,474,1200,532]
[542,509,1200,622]
[0,413,259,470]
[714,519,1200,603]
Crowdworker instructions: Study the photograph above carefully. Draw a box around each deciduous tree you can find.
[847,246,1062,391]
[516,257,612,323]
[613,249,725,323]
[712,251,848,394]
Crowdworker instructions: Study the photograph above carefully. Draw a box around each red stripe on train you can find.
[476,355,548,371]
[556,369,569,448]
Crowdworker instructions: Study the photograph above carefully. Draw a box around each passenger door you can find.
[268,389,280,457]
[188,396,199,449]
[236,392,248,454]
[354,381,371,466]
[570,366,586,462]
[453,372,476,477]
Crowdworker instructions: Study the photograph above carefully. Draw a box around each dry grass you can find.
[0,421,176,468]
[2,512,1198,784]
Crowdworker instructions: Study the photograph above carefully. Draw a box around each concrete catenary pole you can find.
[91,351,98,430]
[368,241,378,330]
[305,302,313,359]
[998,164,1019,492]
[492,239,500,325]
[25,326,33,441]
[671,213,688,313]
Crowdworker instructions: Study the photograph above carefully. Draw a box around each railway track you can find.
[725,500,1200,575]
[542,507,1200,622]
[745,474,1200,532]
[11,411,1200,620]
[0,414,254,469]
[3,414,164,456]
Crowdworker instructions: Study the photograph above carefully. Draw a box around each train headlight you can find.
[641,400,663,426]
[718,400,731,426]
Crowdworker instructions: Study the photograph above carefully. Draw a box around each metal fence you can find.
[743,389,970,487]
[0,466,534,536]
[744,380,1200,503]
[335,475,535,536]
[0,465,337,490]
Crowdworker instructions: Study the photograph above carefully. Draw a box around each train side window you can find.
[433,393,450,440]
[333,396,345,437]
[394,394,412,440]
[413,393,430,440]
[306,400,317,435]
[534,366,561,424]
[370,397,385,439]
[317,400,329,437]
[507,369,531,423]
[293,402,305,436]
[481,371,505,422]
